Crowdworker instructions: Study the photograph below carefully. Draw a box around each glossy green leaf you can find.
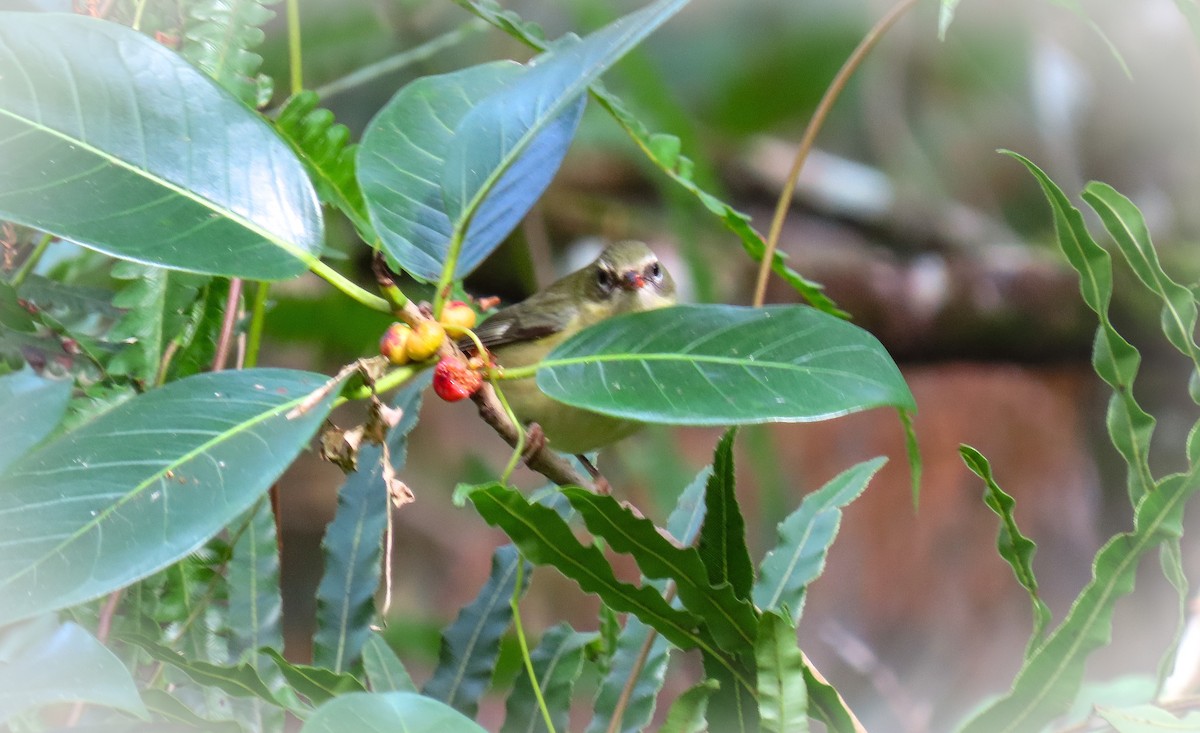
[0,368,341,625]
[359,62,522,281]
[0,622,146,724]
[500,624,595,733]
[451,0,844,317]
[314,374,428,673]
[960,445,1051,655]
[423,544,530,716]
[362,633,417,693]
[659,681,718,733]
[960,468,1200,733]
[260,647,366,706]
[536,304,913,425]
[756,612,807,733]
[699,429,753,600]
[754,458,886,623]
[803,661,859,733]
[0,13,322,280]
[563,487,758,652]
[467,484,702,650]
[586,468,708,733]
[181,0,276,106]
[1005,152,1155,504]
[441,0,689,280]
[301,692,488,733]
[0,368,71,474]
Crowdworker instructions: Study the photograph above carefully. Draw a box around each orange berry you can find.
[433,356,483,402]
[405,320,446,362]
[439,300,478,332]
[379,322,411,365]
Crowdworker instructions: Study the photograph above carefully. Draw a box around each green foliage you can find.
[500,623,596,733]
[755,611,807,733]
[698,429,753,600]
[106,263,210,386]
[361,633,417,693]
[182,0,277,106]
[300,691,488,733]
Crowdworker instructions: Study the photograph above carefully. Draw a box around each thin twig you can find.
[751,0,919,307]
[9,232,53,289]
[211,278,243,372]
[606,582,678,733]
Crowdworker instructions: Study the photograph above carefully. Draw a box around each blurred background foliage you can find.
[7,0,1199,729]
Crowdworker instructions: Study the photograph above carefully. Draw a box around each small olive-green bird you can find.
[471,240,677,454]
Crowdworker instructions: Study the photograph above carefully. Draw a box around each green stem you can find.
[286,0,303,95]
[511,560,556,733]
[493,380,526,484]
[432,230,464,319]
[312,19,489,101]
[334,365,418,406]
[308,259,393,312]
[245,282,270,368]
[131,0,149,31]
[9,232,52,289]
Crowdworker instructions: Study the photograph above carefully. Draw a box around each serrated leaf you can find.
[563,487,758,652]
[960,445,1051,655]
[362,633,416,693]
[803,660,859,733]
[423,544,530,716]
[140,688,247,732]
[586,468,708,733]
[959,467,1200,733]
[1082,182,1200,385]
[300,691,488,733]
[500,624,595,733]
[314,374,428,673]
[756,611,807,733]
[0,13,322,279]
[0,368,342,625]
[466,484,701,650]
[182,0,276,106]
[15,274,123,340]
[659,680,718,733]
[452,0,844,316]
[260,647,366,706]
[0,367,71,474]
[441,0,689,281]
[1005,152,1155,504]
[0,622,146,724]
[535,304,913,425]
[274,91,372,238]
[699,428,753,600]
[754,458,886,623]
[702,649,758,733]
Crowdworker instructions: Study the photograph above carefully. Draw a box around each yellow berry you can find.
[405,320,446,361]
[379,323,411,365]
[439,300,478,332]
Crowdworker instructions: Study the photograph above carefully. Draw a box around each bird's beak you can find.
[620,270,646,290]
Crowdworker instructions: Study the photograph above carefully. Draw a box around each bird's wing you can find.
[465,290,574,352]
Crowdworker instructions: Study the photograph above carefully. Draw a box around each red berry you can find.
[433,357,483,402]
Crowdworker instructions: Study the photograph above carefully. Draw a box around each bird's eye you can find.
[647,261,662,282]
[596,267,615,293]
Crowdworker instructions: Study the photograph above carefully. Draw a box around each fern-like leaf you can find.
[182,0,277,107]
[107,263,210,387]
[274,91,374,240]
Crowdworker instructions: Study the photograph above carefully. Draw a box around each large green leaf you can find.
[500,624,595,733]
[358,61,524,281]
[423,544,530,717]
[0,368,71,474]
[0,13,322,279]
[0,621,146,724]
[754,458,886,622]
[314,374,428,674]
[440,0,689,281]
[0,368,341,625]
[535,304,913,424]
[300,692,488,733]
